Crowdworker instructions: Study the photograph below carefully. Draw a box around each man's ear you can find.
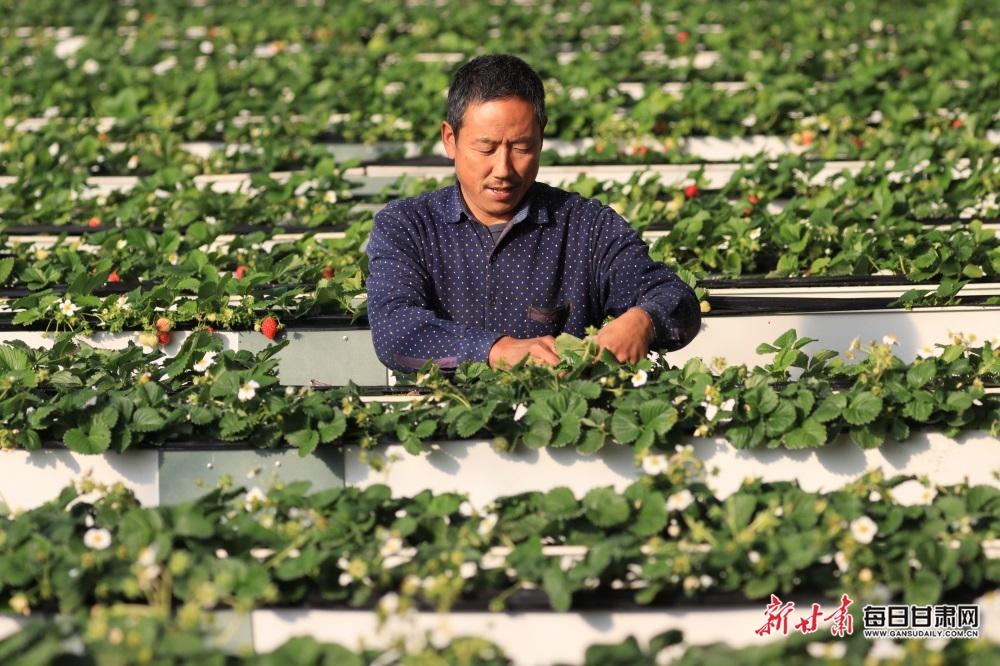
[441,121,457,160]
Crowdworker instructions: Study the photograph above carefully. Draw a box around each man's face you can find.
[441,97,543,225]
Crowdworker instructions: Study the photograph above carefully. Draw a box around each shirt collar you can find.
[447,183,549,226]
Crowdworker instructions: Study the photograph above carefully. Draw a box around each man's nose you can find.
[492,147,514,178]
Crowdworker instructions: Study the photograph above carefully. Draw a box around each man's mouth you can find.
[486,184,516,194]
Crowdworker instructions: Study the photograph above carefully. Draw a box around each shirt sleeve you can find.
[366,206,505,374]
[591,207,701,351]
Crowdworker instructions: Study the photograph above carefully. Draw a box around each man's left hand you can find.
[593,307,655,364]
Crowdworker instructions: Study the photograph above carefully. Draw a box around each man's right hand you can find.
[488,335,560,368]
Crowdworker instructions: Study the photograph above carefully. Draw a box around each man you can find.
[366,54,700,374]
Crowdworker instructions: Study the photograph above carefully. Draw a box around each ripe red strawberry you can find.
[748,194,759,205]
[234,265,248,279]
[951,118,963,129]
[676,31,690,44]
[107,270,121,283]
[155,317,171,332]
[321,265,334,279]
[260,316,279,340]
[157,331,172,346]
[683,184,698,198]
[87,216,101,228]
[800,130,815,147]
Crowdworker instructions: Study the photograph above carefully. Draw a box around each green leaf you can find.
[577,428,606,454]
[286,429,319,455]
[843,391,883,425]
[724,494,756,532]
[0,257,14,285]
[610,410,640,444]
[542,487,580,518]
[522,421,552,449]
[906,362,936,388]
[945,391,973,412]
[850,425,886,449]
[638,400,677,435]
[764,399,797,436]
[455,405,493,438]
[903,396,935,422]
[543,568,572,612]
[583,488,630,527]
[63,427,97,453]
[744,575,779,599]
[783,418,827,448]
[631,493,667,536]
[812,394,847,423]
[0,345,29,371]
[905,570,943,605]
[132,407,166,432]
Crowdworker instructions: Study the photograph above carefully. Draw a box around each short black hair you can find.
[446,54,547,136]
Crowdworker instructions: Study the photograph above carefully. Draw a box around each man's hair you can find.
[446,54,547,136]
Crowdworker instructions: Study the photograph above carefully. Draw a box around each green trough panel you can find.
[158,448,345,505]
[239,329,388,386]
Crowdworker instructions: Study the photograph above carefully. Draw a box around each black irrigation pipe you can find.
[0,312,369,331]
[18,583,993,618]
[0,223,357,235]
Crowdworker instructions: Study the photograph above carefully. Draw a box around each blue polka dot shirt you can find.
[366,182,701,373]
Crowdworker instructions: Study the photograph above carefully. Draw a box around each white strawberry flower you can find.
[807,643,847,659]
[882,335,898,346]
[244,486,266,511]
[83,527,112,550]
[193,352,217,373]
[215,548,229,560]
[459,561,477,579]
[630,369,648,387]
[850,515,878,544]
[891,480,937,507]
[379,536,403,559]
[127,155,140,170]
[323,190,338,204]
[748,550,761,564]
[512,403,528,422]
[702,401,719,421]
[459,500,475,517]
[666,490,694,512]
[58,298,78,316]
[834,550,849,572]
[48,142,60,157]
[152,56,178,75]
[641,453,670,476]
[238,379,260,401]
[477,512,499,536]
[377,592,400,615]
[82,58,100,75]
